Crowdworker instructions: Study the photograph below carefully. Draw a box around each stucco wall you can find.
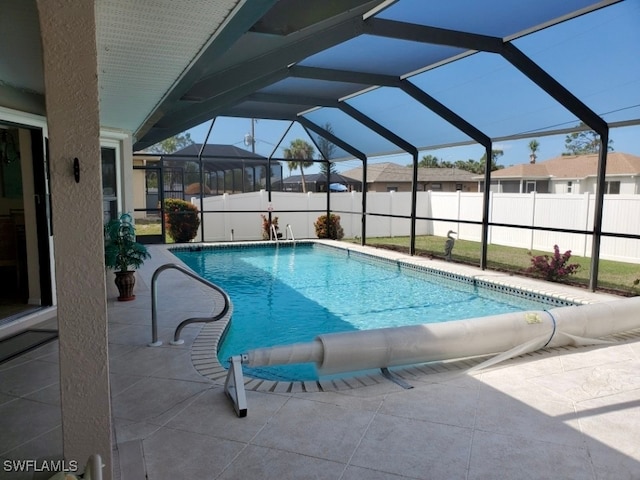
[37,1,112,477]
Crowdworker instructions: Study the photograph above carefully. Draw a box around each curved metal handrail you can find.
[286,224,295,241]
[148,263,231,347]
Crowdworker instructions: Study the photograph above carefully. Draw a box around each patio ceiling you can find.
[2,1,638,160]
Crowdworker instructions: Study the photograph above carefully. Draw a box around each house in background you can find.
[341,162,477,192]
[274,172,361,192]
[477,152,640,194]
[133,144,282,203]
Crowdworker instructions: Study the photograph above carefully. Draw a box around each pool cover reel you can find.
[244,296,640,375]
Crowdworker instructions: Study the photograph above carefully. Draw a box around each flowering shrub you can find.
[260,214,279,240]
[164,198,200,242]
[314,214,344,240]
[527,245,580,282]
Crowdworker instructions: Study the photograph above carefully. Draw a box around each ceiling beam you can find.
[364,17,503,53]
[297,116,366,161]
[135,69,289,150]
[340,102,416,156]
[289,65,400,87]
[184,15,367,102]
[500,43,608,135]
[399,79,491,148]
[136,7,374,148]
[135,0,278,140]
[247,91,340,107]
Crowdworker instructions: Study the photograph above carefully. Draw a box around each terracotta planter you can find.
[114,271,136,301]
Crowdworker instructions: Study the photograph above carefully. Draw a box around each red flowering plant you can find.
[260,214,279,240]
[527,245,580,282]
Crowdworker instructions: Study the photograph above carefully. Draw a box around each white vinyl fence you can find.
[193,190,640,264]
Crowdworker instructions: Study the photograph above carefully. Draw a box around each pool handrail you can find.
[286,224,295,241]
[270,223,279,242]
[148,263,231,347]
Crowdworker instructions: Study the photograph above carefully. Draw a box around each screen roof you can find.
[134,0,639,160]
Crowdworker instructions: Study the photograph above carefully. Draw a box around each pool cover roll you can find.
[245,340,324,367]
[244,296,640,376]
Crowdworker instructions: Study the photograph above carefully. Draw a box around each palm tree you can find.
[528,139,540,164]
[284,139,315,193]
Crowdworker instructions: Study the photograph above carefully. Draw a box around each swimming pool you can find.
[173,242,571,381]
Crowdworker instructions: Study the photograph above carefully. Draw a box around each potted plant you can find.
[104,213,151,301]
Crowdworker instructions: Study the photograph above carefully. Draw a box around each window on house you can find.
[386,186,398,192]
[431,183,442,191]
[567,181,572,193]
[455,183,463,191]
[605,181,621,194]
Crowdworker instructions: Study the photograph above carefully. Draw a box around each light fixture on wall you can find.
[0,128,19,165]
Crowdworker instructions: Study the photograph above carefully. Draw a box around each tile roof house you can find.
[477,152,640,194]
[341,162,478,192]
[274,172,361,192]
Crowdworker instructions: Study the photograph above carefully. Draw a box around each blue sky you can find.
[187,118,640,175]
[185,0,640,176]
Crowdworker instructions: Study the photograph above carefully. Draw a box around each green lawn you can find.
[134,220,173,243]
[133,219,639,295]
[352,235,639,295]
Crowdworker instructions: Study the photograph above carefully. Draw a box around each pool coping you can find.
[168,239,622,393]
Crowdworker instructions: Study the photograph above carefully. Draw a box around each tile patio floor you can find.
[0,242,639,479]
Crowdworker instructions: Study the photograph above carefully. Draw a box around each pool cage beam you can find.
[287,66,497,262]
[266,121,295,238]
[365,19,611,287]
[338,102,419,254]
[197,118,216,243]
[184,30,609,289]
[499,43,609,291]
[398,79,493,269]
[298,117,367,242]
[302,124,333,233]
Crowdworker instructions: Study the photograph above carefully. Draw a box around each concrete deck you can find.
[0,242,639,479]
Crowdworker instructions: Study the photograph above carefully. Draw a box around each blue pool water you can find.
[173,243,557,381]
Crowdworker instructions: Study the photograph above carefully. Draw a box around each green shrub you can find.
[164,198,200,243]
[314,214,344,240]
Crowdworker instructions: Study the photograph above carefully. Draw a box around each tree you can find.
[528,139,540,163]
[145,132,195,154]
[320,160,338,178]
[563,122,613,155]
[316,123,337,160]
[284,139,315,193]
[316,123,338,179]
[416,154,441,168]
[477,149,504,173]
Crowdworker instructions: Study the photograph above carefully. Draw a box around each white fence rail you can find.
[193,190,640,264]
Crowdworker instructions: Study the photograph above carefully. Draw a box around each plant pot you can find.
[114,271,136,301]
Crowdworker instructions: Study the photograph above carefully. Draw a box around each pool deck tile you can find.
[2,241,639,479]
